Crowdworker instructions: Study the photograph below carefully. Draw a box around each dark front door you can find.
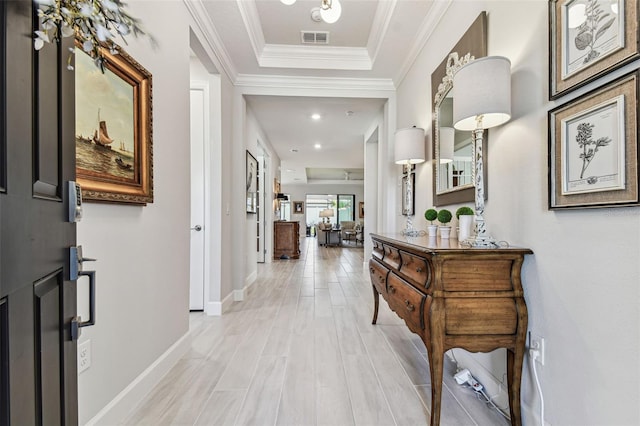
[1,0,78,424]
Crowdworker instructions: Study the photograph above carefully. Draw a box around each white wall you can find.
[396,2,640,425]
[77,1,191,423]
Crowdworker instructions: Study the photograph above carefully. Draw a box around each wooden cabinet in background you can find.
[369,233,532,426]
[274,221,300,259]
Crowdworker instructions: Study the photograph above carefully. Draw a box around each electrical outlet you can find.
[78,339,91,374]
[529,333,545,366]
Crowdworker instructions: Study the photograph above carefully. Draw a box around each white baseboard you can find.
[233,288,245,301]
[84,331,191,426]
[234,272,257,302]
[206,301,222,316]
[206,291,234,316]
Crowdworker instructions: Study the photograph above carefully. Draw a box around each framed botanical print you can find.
[293,201,304,214]
[246,150,257,213]
[549,0,639,99]
[549,70,639,208]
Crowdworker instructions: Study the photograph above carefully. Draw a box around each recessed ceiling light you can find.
[290,148,298,153]
[311,113,321,120]
[286,169,295,172]
[345,110,354,116]
[314,143,322,149]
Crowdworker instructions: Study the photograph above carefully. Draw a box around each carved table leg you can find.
[428,349,444,426]
[506,349,522,426]
[371,284,379,324]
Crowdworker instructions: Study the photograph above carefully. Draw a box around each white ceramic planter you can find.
[458,215,474,241]
[427,225,438,237]
[440,225,452,239]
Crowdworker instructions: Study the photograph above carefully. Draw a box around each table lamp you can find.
[394,126,425,236]
[453,56,511,247]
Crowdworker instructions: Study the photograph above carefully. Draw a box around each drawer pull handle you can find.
[370,268,374,273]
[405,300,414,312]
[378,276,385,283]
[416,267,423,273]
[388,285,396,294]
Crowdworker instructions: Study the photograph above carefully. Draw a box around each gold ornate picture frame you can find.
[75,42,153,204]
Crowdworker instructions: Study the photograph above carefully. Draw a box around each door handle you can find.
[71,270,96,340]
[191,225,202,231]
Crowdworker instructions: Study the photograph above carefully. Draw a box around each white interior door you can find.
[189,88,205,310]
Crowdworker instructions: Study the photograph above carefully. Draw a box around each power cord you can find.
[529,348,545,426]
[453,368,510,421]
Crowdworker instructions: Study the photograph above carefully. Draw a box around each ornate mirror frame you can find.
[431,12,487,206]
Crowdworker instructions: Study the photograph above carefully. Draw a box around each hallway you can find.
[123,238,509,425]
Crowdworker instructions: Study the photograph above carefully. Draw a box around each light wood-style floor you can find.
[123,238,510,426]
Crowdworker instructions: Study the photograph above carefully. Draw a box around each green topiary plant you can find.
[437,209,452,225]
[424,208,438,225]
[455,206,474,219]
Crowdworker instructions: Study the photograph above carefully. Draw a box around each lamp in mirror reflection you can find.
[453,56,511,248]
[439,127,455,163]
[394,126,425,237]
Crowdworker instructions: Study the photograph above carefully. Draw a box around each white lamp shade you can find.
[453,56,511,131]
[394,127,425,164]
[280,0,297,5]
[439,127,455,163]
[320,0,341,23]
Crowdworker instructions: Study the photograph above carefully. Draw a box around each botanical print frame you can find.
[549,70,639,209]
[246,150,258,213]
[549,0,639,99]
[293,201,304,214]
[75,42,153,205]
[401,173,415,216]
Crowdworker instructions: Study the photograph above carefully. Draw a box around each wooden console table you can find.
[368,233,532,426]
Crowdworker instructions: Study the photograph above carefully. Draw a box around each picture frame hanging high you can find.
[246,150,258,213]
[75,41,153,205]
[549,0,639,100]
[548,70,639,209]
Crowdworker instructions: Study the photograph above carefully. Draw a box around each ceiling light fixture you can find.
[311,113,321,120]
[281,0,342,24]
[314,143,322,149]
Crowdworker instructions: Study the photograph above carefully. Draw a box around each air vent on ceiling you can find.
[301,31,329,45]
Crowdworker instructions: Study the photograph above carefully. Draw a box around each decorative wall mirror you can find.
[432,12,487,206]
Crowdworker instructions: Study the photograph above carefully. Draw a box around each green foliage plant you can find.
[424,208,438,225]
[455,206,474,219]
[437,209,452,225]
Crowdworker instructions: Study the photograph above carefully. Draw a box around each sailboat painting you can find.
[74,42,153,205]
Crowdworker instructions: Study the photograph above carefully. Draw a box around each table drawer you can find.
[399,250,430,288]
[382,244,401,270]
[372,240,384,260]
[444,298,517,335]
[387,274,426,331]
[369,259,389,295]
[441,259,514,291]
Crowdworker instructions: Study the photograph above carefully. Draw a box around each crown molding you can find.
[259,44,372,70]
[393,0,453,86]
[184,0,238,81]
[235,74,396,92]
[235,0,266,62]
[367,0,397,64]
